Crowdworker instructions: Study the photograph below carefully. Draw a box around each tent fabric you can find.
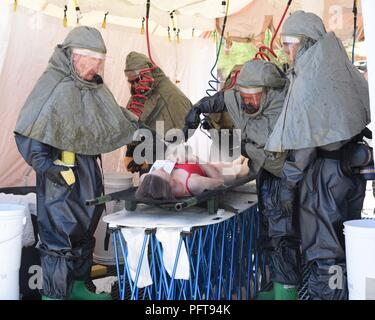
[12,0,252,37]
[218,0,364,44]
[0,4,216,186]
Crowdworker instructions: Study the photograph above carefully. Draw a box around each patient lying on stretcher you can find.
[135,144,249,201]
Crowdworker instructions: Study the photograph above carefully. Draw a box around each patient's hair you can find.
[135,174,175,201]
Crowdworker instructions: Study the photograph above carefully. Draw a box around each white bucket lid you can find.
[0,204,26,219]
[104,172,134,186]
[344,219,375,237]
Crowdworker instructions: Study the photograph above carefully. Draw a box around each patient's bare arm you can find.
[187,175,224,196]
[201,160,249,185]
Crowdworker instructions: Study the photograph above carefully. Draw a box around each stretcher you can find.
[86,174,256,214]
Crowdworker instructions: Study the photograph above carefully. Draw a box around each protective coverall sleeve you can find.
[280,148,317,215]
[15,133,55,175]
[184,91,228,138]
[194,91,227,114]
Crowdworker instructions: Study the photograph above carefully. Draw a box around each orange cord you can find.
[127,0,158,118]
[253,0,292,61]
[225,69,241,90]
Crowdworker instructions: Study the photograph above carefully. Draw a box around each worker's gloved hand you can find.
[200,116,212,131]
[45,164,71,188]
[182,126,190,141]
[127,160,150,174]
[279,185,296,217]
[183,107,202,140]
[125,126,165,173]
[184,107,201,130]
[125,142,141,173]
[124,141,152,174]
[125,141,138,158]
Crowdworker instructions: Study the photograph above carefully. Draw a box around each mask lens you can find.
[72,54,105,81]
[239,87,263,113]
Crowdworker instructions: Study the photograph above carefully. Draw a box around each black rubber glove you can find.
[125,141,144,173]
[45,164,70,187]
[185,107,201,130]
[125,129,162,173]
[183,107,202,140]
[200,116,212,131]
[125,141,138,158]
[127,160,150,174]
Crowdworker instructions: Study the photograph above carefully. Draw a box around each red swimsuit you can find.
[174,163,207,196]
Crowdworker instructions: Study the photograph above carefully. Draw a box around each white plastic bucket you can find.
[344,219,375,300]
[93,173,133,265]
[0,204,26,300]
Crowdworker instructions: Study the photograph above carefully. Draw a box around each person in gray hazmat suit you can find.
[14,27,140,300]
[265,11,371,300]
[184,59,301,299]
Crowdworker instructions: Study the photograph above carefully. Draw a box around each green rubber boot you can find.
[274,282,298,300]
[41,295,62,300]
[256,284,275,300]
[69,280,112,300]
[255,285,275,300]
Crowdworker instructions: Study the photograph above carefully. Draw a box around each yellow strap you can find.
[53,160,76,186]
[167,26,171,42]
[63,5,68,27]
[102,12,109,29]
[61,151,76,166]
[60,170,76,186]
[140,17,145,34]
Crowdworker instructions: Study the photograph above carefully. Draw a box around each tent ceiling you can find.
[12,0,252,36]
[9,1,364,42]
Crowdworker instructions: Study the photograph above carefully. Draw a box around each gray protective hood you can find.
[281,10,327,42]
[266,12,370,152]
[225,60,288,176]
[15,26,138,155]
[124,51,192,131]
[237,59,286,89]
